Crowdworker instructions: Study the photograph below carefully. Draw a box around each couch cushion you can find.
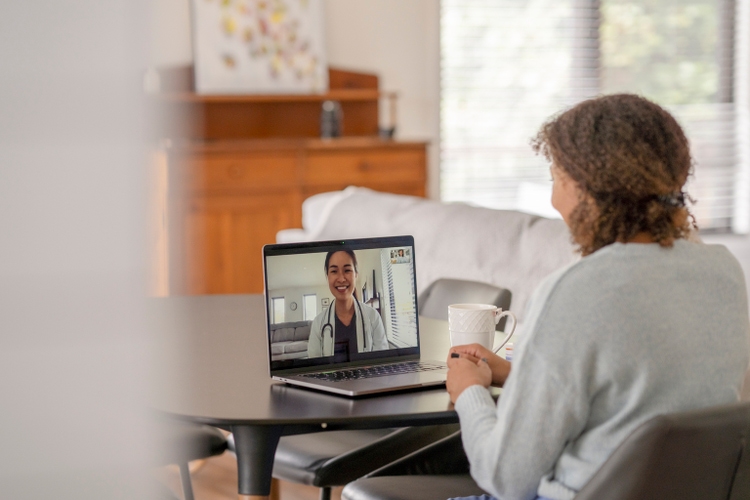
[274,351,308,360]
[294,324,311,341]
[271,320,313,342]
[283,340,309,354]
[272,327,296,343]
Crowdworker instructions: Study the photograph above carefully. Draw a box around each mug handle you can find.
[492,310,517,354]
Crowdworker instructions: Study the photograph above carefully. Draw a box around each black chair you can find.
[273,425,460,500]
[341,429,480,500]
[158,421,229,500]
[418,278,512,330]
[342,401,750,500]
[271,278,513,500]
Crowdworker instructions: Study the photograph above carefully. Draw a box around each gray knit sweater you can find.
[455,240,750,500]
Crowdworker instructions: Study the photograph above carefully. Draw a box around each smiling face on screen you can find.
[326,251,357,302]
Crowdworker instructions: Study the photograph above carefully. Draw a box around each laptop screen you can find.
[263,236,419,373]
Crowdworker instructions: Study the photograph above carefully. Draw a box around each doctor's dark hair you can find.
[532,93,695,256]
[324,249,359,274]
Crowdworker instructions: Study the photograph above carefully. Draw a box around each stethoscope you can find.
[320,298,367,353]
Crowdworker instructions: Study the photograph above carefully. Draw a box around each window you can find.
[303,294,317,321]
[271,297,285,324]
[441,0,749,231]
[380,251,417,348]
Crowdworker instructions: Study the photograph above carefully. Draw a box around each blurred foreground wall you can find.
[0,2,158,498]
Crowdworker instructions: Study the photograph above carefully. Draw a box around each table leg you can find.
[232,424,282,500]
[238,480,280,500]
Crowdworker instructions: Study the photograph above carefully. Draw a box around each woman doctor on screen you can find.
[307,249,388,358]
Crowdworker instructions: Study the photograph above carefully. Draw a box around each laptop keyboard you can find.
[301,361,445,382]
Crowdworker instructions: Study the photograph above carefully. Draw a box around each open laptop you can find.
[263,235,447,397]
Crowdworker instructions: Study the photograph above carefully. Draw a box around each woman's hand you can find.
[446,353,492,403]
[448,344,512,387]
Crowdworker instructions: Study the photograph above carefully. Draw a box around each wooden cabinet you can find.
[302,138,427,196]
[183,151,299,192]
[157,66,427,295]
[167,138,426,294]
[305,148,425,192]
[167,143,301,294]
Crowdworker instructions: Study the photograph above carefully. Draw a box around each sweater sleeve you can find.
[454,268,587,500]
[456,351,583,500]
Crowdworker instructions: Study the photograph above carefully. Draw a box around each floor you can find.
[154,451,344,500]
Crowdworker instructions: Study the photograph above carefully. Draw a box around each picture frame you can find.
[190,0,328,94]
[321,297,330,307]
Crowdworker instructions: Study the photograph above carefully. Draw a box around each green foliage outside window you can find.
[601,0,720,105]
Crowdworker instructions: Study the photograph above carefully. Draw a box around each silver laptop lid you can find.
[263,236,419,376]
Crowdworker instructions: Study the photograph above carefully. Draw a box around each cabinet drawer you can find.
[182,153,298,193]
[304,149,425,186]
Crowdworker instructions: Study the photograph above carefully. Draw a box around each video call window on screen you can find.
[265,246,418,364]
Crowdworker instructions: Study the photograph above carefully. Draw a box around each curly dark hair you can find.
[532,94,696,256]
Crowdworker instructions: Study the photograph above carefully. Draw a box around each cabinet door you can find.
[177,193,298,294]
[169,151,301,294]
[304,147,426,196]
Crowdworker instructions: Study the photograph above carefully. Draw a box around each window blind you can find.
[380,252,417,348]
[441,0,749,231]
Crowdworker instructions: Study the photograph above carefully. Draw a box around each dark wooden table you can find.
[153,294,471,500]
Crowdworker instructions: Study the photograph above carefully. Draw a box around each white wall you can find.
[149,0,193,66]
[355,248,386,302]
[324,0,441,198]
[150,0,441,198]
[268,285,331,323]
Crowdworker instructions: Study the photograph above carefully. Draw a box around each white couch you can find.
[277,187,579,328]
[269,320,312,360]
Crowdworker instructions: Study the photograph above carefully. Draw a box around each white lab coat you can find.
[307,299,388,357]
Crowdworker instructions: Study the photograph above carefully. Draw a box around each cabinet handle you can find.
[227,164,244,180]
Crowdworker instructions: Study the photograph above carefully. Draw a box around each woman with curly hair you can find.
[446,94,750,500]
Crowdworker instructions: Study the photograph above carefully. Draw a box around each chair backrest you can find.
[575,402,750,500]
[417,278,512,329]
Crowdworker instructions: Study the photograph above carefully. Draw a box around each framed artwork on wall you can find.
[321,297,329,307]
[190,0,328,94]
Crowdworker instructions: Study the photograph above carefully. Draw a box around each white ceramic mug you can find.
[448,303,517,353]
